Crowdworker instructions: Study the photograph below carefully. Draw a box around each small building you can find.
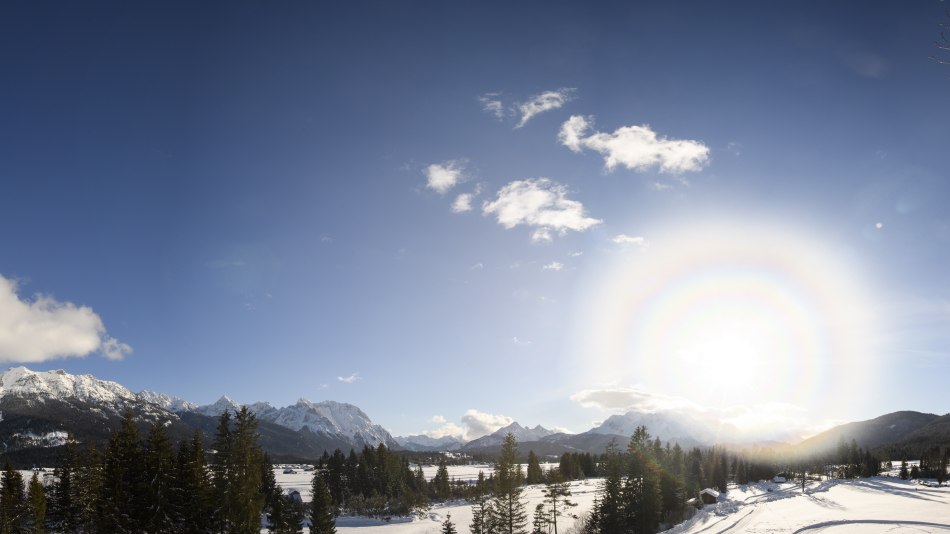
[288,490,302,504]
[699,488,719,505]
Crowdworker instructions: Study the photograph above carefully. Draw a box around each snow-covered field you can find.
[273,465,598,533]
[273,466,950,533]
[664,477,950,534]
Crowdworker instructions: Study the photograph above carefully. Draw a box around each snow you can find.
[662,477,950,534]
[0,366,141,411]
[271,464,599,533]
[272,467,950,534]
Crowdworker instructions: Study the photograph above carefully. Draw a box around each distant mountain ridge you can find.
[0,366,398,464]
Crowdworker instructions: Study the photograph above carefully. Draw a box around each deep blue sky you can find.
[1,1,948,441]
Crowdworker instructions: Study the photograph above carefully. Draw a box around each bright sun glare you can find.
[574,221,879,420]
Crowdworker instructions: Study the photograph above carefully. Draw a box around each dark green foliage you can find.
[0,463,26,533]
[899,459,909,480]
[174,432,213,533]
[142,421,177,532]
[491,433,528,534]
[469,471,493,534]
[543,471,577,534]
[26,472,47,534]
[526,450,543,485]
[441,512,458,534]
[432,459,451,500]
[97,410,144,531]
[308,473,336,534]
[531,503,546,534]
[267,486,305,533]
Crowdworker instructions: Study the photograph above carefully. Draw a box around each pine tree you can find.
[543,472,577,534]
[526,451,544,485]
[308,472,336,534]
[531,503,547,534]
[174,431,213,533]
[432,459,451,501]
[267,486,303,533]
[97,410,145,532]
[211,409,233,531]
[26,471,47,534]
[441,512,458,534]
[0,463,26,534]
[143,421,176,532]
[50,440,80,532]
[624,426,662,534]
[899,459,909,480]
[491,433,528,534]
[595,442,625,534]
[469,471,493,534]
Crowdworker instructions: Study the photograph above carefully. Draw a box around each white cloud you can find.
[570,387,694,413]
[559,115,710,174]
[337,372,360,384]
[460,409,514,440]
[570,251,584,257]
[451,193,474,213]
[542,261,563,271]
[515,88,575,128]
[0,275,132,363]
[425,422,467,440]
[430,415,447,424]
[470,262,484,270]
[425,160,467,194]
[513,336,532,346]
[478,92,505,119]
[482,178,602,241]
[611,234,649,248]
[651,182,673,191]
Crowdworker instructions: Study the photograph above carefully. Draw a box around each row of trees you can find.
[0,408,337,534]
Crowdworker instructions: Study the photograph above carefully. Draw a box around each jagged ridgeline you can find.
[0,367,397,466]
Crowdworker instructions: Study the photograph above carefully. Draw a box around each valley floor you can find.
[664,477,950,534]
[271,469,950,534]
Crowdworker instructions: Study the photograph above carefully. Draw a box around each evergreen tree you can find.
[0,463,26,534]
[526,451,544,485]
[543,472,577,534]
[531,503,547,534]
[441,512,458,534]
[97,410,145,532]
[624,426,662,534]
[595,442,626,534]
[211,409,233,530]
[174,431,213,533]
[490,433,528,534]
[432,459,451,501]
[308,472,336,534]
[74,447,103,532]
[899,459,909,480]
[143,421,176,532]
[267,486,304,534]
[469,471,493,534]
[26,472,47,534]
[50,440,80,532]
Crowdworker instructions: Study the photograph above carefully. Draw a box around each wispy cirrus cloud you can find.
[559,115,710,174]
[478,92,505,119]
[0,274,132,362]
[425,160,467,194]
[515,88,575,128]
[482,178,602,242]
[542,261,564,271]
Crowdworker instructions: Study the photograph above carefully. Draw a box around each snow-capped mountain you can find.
[194,395,244,417]
[139,390,198,413]
[463,422,557,450]
[589,409,741,446]
[240,399,395,448]
[394,434,465,452]
[0,366,139,408]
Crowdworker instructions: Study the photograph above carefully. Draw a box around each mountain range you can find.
[0,366,945,465]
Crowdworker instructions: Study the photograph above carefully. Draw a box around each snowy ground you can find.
[272,465,598,533]
[663,477,950,534]
[274,466,950,533]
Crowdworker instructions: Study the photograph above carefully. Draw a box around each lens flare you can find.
[572,221,879,415]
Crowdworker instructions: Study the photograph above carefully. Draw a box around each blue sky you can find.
[1,1,948,441]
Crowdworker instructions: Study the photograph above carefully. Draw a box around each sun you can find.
[572,220,879,412]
